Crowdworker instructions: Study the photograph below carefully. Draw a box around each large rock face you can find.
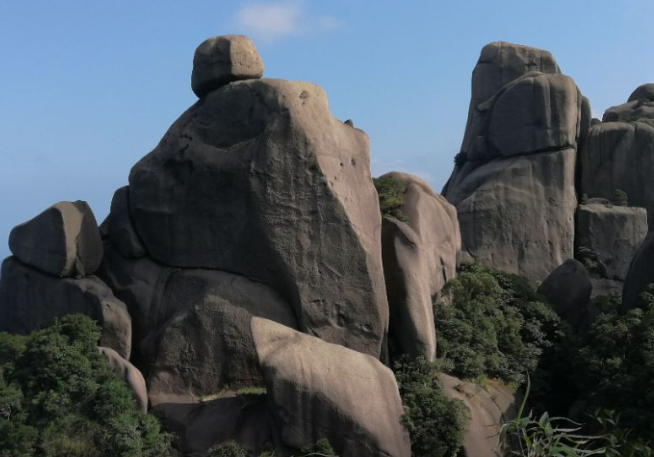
[0,257,131,358]
[537,259,592,329]
[251,318,411,457]
[443,42,583,281]
[8,201,103,277]
[380,172,460,360]
[576,203,648,281]
[128,78,388,358]
[98,243,297,404]
[580,121,654,224]
[623,229,654,310]
[439,374,519,457]
[99,187,146,259]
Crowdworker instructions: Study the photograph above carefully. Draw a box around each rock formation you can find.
[380,172,460,360]
[251,317,411,457]
[623,229,654,310]
[576,202,648,281]
[580,83,654,225]
[442,42,585,282]
[439,374,519,457]
[537,259,592,329]
[99,346,148,412]
[9,200,103,277]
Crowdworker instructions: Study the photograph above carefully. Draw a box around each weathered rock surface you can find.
[628,83,654,102]
[192,35,264,97]
[443,42,583,282]
[98,243,297,404]
[8,201,103,277]
[537,259,592,328]
[155,393,272,456]
[0,257,131,358]
[623,230,654,310]
[99,187,146,259]
[251,317,410,457]
[580,121,654,224]
[576,203,648,281]
[439,374,519,457]
[380,172,460,360]
[99,346,148,412]
[129,78,388,358]
[590,278,624,299]
[445,149,577,282]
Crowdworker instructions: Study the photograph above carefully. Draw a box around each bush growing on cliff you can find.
[393,355,469,457]
[373,176,409,222]
[434,263,566,385]
[0,315,170,457]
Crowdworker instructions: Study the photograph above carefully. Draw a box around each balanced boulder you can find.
[623,229,654,310]
[128,77,388,358]
[99,346,148,412]
[380,172,460,360]
[251,317,411,457]
[191,34,264,97]
[537,259,592,329]
[0,257,131,358]
[443,42,583,282]
[9,201,103,277]
[576,203,648,281]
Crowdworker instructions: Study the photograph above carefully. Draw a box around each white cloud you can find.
[233,1,342,44]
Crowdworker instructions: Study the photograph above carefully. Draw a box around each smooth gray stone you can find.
[100,187,146,259]
[538,259,592,328]
[251,318,411,457]
[191,35,263,97]
[623,229,654,311]
[0,256,131,358]
[9,201,103,277]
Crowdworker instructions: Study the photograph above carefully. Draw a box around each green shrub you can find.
[208,441,249,457]
[208,439,339,457]
[373,176,409,222]
[0,315,170,457]
[393,355,469,457]
[612,189,629,207]
[434,263,566,386]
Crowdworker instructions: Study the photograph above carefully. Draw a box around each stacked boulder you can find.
[0,201,132,358]
[579,83,654,226]
[442,41,587,282]
[380,172,461,360]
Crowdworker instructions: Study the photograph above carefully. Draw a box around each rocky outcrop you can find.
[155,392,272,456]
[443,42,583,282]
[623,230,654,310]
[0,256,131,358]
[128,77,388,358]
[580,121,654,225]
[251,317,410,457]
[99,187,146,259]
[99,244,297,404]
[439,374,519,457]
[191,35,264,98]
[537,259,592,329]
[603,83,654,122]
[99,346,148,412]
[380,172,460,360]
[8,201,103,277]
[576,203,648,281]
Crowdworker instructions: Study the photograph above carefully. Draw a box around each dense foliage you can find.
[373,176,409,222]
[207,439,338,457]
[612,189,629,207]
[393,355,469,457]
[0,315,170,457]
[434,262,566,385]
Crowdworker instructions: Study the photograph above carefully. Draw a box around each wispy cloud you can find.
[233,1,342,44]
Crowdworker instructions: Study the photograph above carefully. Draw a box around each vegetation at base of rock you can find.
[612,189,628,207]
[207,439,339,457]
[434,262,566,385]
[373,176,409,223]
[500,378,654,457]
[392,355,469,457]
[575,246,604,278]
[0,315,170,457]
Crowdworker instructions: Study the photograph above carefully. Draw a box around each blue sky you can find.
[2,0,654,261]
